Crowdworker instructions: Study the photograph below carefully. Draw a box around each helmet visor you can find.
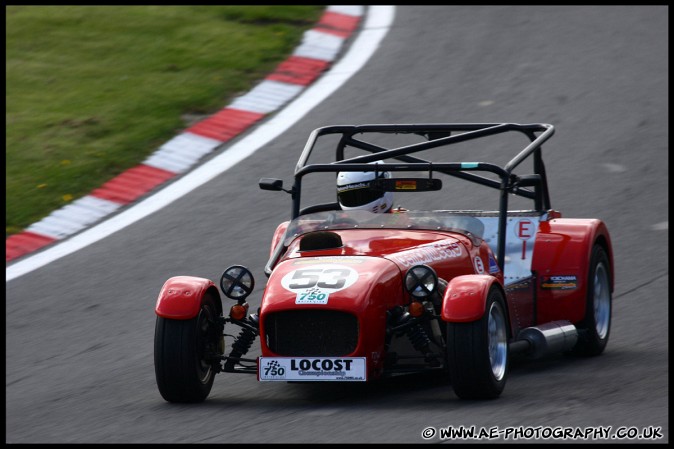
[337,181,384,207]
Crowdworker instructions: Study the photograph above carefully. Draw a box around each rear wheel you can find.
[447,287,509,399]
[573,245,612,356]
[154,294,221,402]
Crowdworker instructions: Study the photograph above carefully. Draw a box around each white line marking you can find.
[602,163,627,173]
[652,221,668,231]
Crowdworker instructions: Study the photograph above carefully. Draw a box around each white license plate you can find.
[258,357,366,381]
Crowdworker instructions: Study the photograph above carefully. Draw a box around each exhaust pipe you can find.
[509,321,578,359]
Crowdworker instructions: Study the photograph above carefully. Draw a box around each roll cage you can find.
[260,123,555,276]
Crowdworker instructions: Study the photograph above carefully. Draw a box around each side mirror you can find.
[259,178,284,191]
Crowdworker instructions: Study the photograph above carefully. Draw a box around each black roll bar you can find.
[266,123,555,276]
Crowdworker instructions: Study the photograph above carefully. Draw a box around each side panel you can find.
[441,275,501,322]
[155,276,220,320]
[474,215,541,286]
[504,278,536,335]
[532,218,613,325]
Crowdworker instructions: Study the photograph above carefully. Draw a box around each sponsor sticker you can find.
[395,180,417,190]
[259,357,367,381]
[473,256,485,274]
[541,275,578,290]
[295,287,330,304]
[488,253,500,274]
[389,241,462,268]
[337,182,369,193]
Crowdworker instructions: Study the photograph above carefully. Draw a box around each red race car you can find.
[153,123,614,402]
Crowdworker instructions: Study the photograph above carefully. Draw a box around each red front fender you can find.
[155,276,221,320]
[441,275,501,322]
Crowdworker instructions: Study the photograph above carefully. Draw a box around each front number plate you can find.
[258,357,366,381]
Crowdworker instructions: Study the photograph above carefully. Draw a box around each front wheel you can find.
[154,294,221,403]
[573,245,612,356]
[447,287,509,399]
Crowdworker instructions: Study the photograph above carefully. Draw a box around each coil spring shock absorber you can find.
[224,314,259,371]
[407,323,432,354]
[407,321,441,367]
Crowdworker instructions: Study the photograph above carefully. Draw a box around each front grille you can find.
[265,310,359,356]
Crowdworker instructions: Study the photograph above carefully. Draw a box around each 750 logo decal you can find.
[262,360,286,378]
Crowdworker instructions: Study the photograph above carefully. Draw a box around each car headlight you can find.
[404,265,438,299]
[220,265,255,301]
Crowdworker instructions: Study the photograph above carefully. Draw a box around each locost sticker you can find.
[259,357,366,381]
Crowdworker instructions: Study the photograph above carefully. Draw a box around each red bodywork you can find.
[252,214,612,380]
[260,228,499,380]
[532,218,614,325]
[155,276,220,320]
[154,214,613,380]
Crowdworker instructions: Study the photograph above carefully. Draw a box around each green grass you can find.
[6,5,324,236]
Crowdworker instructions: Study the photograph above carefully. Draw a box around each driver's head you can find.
[336,162,393,213]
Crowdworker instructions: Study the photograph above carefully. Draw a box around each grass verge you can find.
[6,5,324,236]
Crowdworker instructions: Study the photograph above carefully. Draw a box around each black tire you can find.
[573,245,612,356]
[447,287,509,399]
[154,294,221,403]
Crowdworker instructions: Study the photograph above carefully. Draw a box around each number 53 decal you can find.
[281,264,359,294]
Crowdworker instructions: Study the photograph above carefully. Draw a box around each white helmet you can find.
[336,163,393,213]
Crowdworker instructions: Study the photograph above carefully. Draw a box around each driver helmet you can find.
[336,162,393,213]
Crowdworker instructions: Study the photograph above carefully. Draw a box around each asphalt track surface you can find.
[6,6,668,444]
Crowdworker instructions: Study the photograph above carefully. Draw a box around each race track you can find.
[6,6,668,444]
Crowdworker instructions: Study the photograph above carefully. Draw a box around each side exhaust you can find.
[509,321,578,359]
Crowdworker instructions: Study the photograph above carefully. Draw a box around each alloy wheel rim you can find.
[593,263,611,339]
[488,301,507,381]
